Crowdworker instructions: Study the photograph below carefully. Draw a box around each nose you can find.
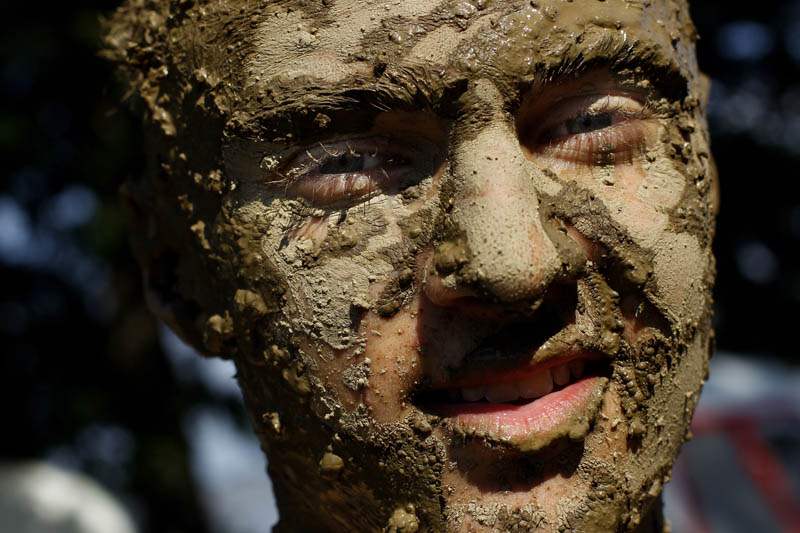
[424,81,582,306]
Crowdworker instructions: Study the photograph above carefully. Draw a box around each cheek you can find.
[245,197,403,330]
[546,145,687,250]
[588,158,709,321]
[231,192,434,403]
[541,134,712,322]
[651,232,709,322]
[359,303,423,422]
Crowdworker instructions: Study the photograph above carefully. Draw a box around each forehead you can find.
[245,0,697,93]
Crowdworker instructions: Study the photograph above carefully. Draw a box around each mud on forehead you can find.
[245,0,698,99]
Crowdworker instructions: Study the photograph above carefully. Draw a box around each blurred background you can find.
[1,1,799,532]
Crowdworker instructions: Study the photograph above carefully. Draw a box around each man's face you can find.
[147,0,715,530]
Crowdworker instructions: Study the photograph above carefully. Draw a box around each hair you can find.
[103,0,250,354]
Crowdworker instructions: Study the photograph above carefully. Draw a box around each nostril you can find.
[422,267,478,307]
[564,225,601,262]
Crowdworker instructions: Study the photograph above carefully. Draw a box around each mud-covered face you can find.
[115,0,715,530]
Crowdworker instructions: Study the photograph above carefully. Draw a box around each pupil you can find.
[320,152,366,174]
[567,113,613,134]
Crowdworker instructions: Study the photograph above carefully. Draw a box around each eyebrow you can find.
[250,64,468,124]
[245,32,690,132]
[532,33,691,101]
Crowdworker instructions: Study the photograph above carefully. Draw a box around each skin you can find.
[106,0,717,531]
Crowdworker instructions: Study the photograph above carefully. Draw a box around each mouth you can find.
[413,291,614,454]
[416,354,610,453]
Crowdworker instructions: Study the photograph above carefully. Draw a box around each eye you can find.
[318,151,383,174]
[563,113,614,135]
[523,95,650,166]
[275,137,436,207]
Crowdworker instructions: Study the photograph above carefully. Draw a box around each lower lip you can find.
[434,376,608,453]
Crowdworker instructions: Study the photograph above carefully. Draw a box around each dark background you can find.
[2,1,798,531]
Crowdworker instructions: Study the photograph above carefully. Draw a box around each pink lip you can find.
[433,376,608,452]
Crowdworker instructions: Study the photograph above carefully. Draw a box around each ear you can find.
[142,252,207,354]
[141,251,238,359]
[121,182,231,358]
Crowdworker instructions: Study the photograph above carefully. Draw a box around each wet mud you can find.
[106,0,716,531]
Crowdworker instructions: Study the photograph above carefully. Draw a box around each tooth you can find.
[553,364,571,386]
[485,382,519,403]
[462,386,486,402]
[519,370,554,399]
[569,360,585,378]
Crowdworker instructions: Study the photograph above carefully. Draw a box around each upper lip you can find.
[416,314,613,396]
[429,347,606,392]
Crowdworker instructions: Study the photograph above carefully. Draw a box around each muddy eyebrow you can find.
[254,68,468,119]
[524,39,691,103]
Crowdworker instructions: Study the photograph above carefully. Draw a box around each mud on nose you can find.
[436,126,566,303]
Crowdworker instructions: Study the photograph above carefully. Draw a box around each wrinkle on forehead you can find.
[247,9,360,85]
[321,0,436,46]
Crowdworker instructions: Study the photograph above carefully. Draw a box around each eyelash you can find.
[274,138,421,207]
[541,117,647,165]
[526,96,651,165]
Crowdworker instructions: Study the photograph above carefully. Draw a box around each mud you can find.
[106,0,716,531]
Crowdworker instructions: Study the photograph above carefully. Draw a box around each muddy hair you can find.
[103,0,253,353]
